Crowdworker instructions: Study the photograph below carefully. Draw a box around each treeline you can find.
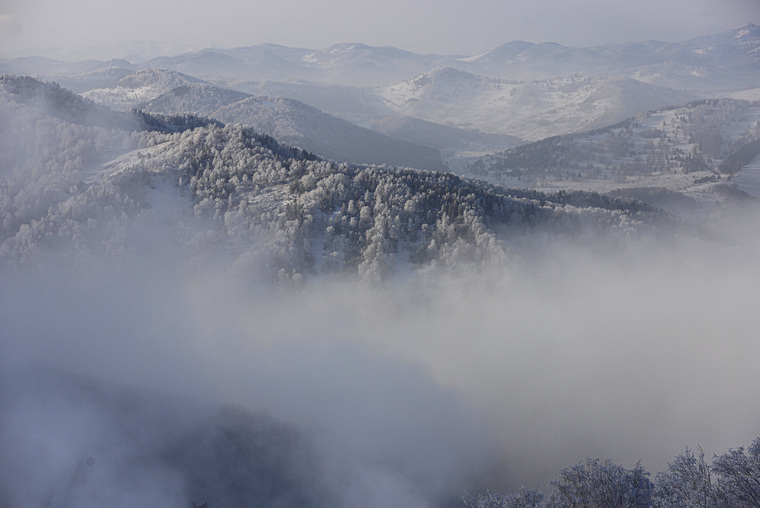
[464,437,760,508]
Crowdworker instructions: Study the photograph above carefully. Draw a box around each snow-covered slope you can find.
[56,66,137,93]
[1,76,670,278]
[81,69,207,111]
[143,83,250,116]
[0,74,150,131]
[142,83,445,170]
[222,79,393,122]
[211,95,445,170]
[380,67,695,140]
[470,98,760,215]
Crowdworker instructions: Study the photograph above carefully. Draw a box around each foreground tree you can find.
[711,438,760,507]
[463,438,760,508]
[654,447,719,507]
[463,487,544,508]
[547,458,652,508]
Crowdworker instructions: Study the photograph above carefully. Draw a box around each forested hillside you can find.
[0,75,664,281]
[469,98,760,214]
[473,99,760,178]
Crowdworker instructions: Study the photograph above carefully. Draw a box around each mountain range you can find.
[78,71,445,169]
[1,25,759,243]
[2,24,758,163]
[5,24,757,88]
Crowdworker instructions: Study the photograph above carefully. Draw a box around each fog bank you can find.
[2,205,760,505]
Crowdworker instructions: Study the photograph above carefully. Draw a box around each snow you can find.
[82,85,162,110]
[81,143,172,184]
[379,70,693,140]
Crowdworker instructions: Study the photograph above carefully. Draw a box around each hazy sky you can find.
[1,0,758,58]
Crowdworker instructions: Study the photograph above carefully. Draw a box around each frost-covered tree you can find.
[462,438,760,508]
[463,487,544,508]
[653,447,719,508]
[711,438,760,507]
[547,458,652,508]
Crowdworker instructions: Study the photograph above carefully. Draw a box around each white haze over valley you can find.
[1,4,760,508]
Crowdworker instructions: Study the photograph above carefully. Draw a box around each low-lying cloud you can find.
[2,201,760,506]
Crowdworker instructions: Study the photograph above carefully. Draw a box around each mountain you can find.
[211,96,445,170]
[142,83,445,170]
[460,41,596,78]
[653,24,760,72]
[220,79,393,122]
[0,76,667,279]
[0,74,154,131]
[144,50,253,79]
[469,98,760,215]
[220,79,519,156]
[0,56,140,92]
[380,67,696,140]
[0,41,205,62]
[143,83,250,115]
[137,42,453,86]
[462,24,760,88]
[0,56,135,78]
[298,43,454,86]
[52,66,136,93]
[141,44,316,82]
[81,68,208,110]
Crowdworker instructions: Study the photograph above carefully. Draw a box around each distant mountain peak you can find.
[402,66,483,89]
[117,68,205,85]
[427,66,472,77]
[326,42,372,52]
[304,42,421,64]
[483,41,536,58]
